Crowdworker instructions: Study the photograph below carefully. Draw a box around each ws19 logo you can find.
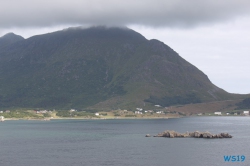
[224,155,245,162]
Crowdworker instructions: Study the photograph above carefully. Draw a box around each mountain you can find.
[0,33,24,49]
[0,26,246,110]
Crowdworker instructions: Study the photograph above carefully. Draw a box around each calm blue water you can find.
[0,117,249,166]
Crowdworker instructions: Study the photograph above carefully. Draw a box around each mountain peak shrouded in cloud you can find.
[0,0,249,95]
[0,26,246,109]
[1,0,250,29]
[28,26,146,42]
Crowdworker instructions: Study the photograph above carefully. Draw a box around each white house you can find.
[95,113,100,116]
[70,109,76,112]
[136,108,143,111]
[154,105,161,107]
[0,116,4,122]
[135,111,142,114]
[36,110,48,114]
[243,111,249,115]
[214,112,222,115]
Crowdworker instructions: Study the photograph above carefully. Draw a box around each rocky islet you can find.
[146,130,232,138]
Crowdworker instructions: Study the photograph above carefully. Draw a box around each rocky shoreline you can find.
[146,130,232,138]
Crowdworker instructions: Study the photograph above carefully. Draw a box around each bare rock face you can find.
[220,133,232,138]
[182,132,190,137]
[153,130,232,139]
[162,131,170,137]
[189,132,195,137]
[160,130,182,138]
[194,131,201,138]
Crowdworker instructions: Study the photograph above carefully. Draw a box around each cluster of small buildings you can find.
[0,110,10,113]
[135,111,143,114]
[134,104,167,114]
[213,110,249,116]
[134,108,163,114]
[135,108,143,114]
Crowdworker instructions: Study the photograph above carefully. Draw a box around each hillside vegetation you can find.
[236,98,250,110]
[0,26,248,110]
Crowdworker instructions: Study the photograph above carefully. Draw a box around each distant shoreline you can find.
[3,115,249,121]
[3,116,174,121]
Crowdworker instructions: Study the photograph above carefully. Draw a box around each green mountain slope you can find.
[0,26,246,110]
[236,98,250,110]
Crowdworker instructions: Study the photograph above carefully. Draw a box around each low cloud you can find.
[1,0,250,28]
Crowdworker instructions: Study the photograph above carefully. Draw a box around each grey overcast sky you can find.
[0,0,250,94]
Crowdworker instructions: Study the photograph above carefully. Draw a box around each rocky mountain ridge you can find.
[0,26,246,110]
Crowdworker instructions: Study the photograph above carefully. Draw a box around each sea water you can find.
[0,117,249,166]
